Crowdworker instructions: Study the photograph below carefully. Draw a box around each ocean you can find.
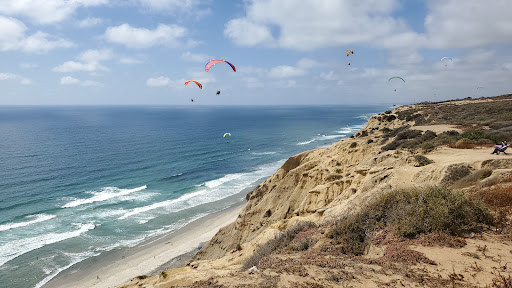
[0,105,388,288]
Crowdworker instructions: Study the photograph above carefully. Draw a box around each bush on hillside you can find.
[241,222,317,270]
[327,186,491,255]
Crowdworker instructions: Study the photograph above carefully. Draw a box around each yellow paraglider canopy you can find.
[223,133,231,138]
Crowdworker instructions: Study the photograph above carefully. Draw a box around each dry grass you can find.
[471,180,512,234]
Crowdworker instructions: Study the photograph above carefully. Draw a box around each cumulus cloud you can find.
[60,76,102,86]
[224,0,404,50]
[0,16,72,53]
[60,76,80,85]
[54,49,112,72]
[138,0,199,12]
[0,73,31,85]
[0,0,108,24]
[146,76,171,87]
[224,18,273,47]
[181,51,208,63]
[224,0,512,53]
[104,23,187,49]
[269,65,306,78]
[422,0,512,49]
[77,17,103,28]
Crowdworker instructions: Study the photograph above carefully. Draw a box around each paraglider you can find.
[441,57,452,67]
[223,133,231,138]
[184,80,202,89]
[346,49,354,65]
[205,59,236,72]
[388,77,405,83]
[191,98,194,102]
[216,90,221,95]
[388,77,405,92]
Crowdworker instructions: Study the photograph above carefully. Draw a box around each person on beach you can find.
[491,140,508,154]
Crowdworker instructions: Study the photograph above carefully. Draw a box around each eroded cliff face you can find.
[192,106,435,264]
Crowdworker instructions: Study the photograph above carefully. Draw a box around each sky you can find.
[0,0,512,105]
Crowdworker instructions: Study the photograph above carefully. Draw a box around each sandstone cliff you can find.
[119,95,512,288]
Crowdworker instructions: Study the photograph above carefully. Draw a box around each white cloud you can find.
[146,76,171,87]
[0,16,72,53]
[104,24,187,49]
[320,71,338,81]
[138,0,199,12]
[77,17,103,28]
[60,76,102,86]
[224,0,403,50]
[422,0,512,49]
[224,18,273,47]
[0,73,31,85]
[0,0,108,24]
[181,51,208,63]
[188,71,215,84]
[60,76,80,85]
[269,65,306,78]
[78,49,113,63]
[54,49,112,73]
[224,0,512,53]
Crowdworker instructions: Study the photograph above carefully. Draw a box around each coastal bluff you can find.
[119,95,512,288]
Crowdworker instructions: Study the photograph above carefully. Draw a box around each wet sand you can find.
[43,203,245,288]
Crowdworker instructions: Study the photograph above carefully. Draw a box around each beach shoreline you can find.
[43,202,246,288]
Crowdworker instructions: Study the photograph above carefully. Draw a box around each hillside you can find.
[118,95,512,288]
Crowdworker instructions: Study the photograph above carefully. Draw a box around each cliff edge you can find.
[119,95,512,288]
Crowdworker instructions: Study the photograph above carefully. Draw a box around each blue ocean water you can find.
[0,105,388,288]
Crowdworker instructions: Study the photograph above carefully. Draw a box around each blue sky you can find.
[1,0,511,105]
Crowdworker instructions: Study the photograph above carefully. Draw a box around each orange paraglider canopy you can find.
[184,80,202,89]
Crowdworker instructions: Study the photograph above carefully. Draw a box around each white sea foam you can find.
[0,223,95,267]
[297,139,316,145]
[118,160,285,221]
[251,151,277,155]
[297,134,346,146]
[0,214,56,232]
[33,250,99,288]
[62,185,147,208]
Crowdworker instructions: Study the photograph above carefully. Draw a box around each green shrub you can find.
[421,142,436,152]
[442,164,472,184]
[395,129,423,141]
[414,155,433,167]
[241,222,317,270]
[327,186,491,255]
[420,130,437,142]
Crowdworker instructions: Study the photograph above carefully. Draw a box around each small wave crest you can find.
[118,159,286,221]
[62,185,147,208]
[337,125,364,134]
[297,134,345,146]
[251,151,277,155]
[0,223,95,267]
[0,214,56,232]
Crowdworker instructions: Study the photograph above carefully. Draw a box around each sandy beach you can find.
[43,203,245,288]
